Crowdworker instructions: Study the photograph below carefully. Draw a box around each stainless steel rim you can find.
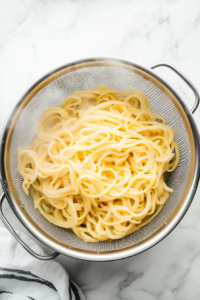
[0,56,199,261]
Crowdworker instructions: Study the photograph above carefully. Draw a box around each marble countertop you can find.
[1,0,200,299]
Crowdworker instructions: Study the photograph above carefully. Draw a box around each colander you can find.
[0,58,199,261]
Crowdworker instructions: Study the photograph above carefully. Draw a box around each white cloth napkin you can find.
[0,227,86,300]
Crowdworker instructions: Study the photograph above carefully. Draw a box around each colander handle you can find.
[150,62,200,114]
[0,192,59,260]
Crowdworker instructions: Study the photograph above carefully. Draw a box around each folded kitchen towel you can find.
[0,227,86,300]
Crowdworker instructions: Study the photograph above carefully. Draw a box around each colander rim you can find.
[0,56,199,261]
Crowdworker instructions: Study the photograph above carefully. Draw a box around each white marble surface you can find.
[1,0,200,299]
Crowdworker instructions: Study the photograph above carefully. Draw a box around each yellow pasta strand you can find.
[18,85,179,242]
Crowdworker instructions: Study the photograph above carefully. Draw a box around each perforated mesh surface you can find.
[10,66,191,252]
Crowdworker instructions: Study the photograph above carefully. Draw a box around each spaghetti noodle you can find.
[18,85,179,242]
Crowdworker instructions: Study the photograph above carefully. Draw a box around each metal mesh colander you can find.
[1,58,199,261]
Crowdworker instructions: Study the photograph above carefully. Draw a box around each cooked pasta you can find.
[18,85,179,242]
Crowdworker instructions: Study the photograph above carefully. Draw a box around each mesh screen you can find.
[10,66,191,252]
